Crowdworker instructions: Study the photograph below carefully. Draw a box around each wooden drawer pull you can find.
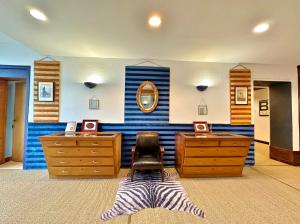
[57,150,65,154]
[92,160,99,164]
[91,150,97,154]
[59,161,66,164]
[94,170,101,173]
[61,170,69,173]
[92,142,99,146]
[54,142,62,146]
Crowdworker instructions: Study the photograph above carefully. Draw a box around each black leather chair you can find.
[131,132,164,182]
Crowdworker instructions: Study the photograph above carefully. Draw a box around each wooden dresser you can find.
[176,132,252,177]
[39,132,121,178]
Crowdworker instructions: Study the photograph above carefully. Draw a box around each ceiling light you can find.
[253,23,269,33]
[29,8,47,21]
[148,16,161,28]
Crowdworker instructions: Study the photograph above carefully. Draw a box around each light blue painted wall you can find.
[5,81,15,158]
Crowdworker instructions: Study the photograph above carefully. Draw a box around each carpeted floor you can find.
[1,145,300,224]
[0,167,300,224]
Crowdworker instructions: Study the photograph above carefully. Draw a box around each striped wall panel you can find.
[25,123,66,169]
[33,60,60,123]
[25,122,254,169]
[230,68,252,125]
[125,66,170,123]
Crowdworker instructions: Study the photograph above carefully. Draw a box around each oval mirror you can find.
[136,81,159,113]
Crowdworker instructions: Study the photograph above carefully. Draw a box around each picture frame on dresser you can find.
[65,121,77,136]
[81,120,98,132]
[193,121,210,133]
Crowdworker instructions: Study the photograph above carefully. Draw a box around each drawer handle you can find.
[94,170,101,173]
[92,142,99,146]
[91,150,97,154]
[61,170,69,173]
[54,142,62,146]
[92,160,99,164]
[59,161,66,164]
[57,150,64,154]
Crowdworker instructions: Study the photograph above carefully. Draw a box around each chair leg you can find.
[160,169,164,182]
[131,168,135,182]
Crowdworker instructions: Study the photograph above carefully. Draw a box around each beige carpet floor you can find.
[1,145,299,224]
[0,167,300,224]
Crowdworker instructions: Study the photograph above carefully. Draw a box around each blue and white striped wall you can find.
[25,123,254,169]
[24,66,254,169]
[125,66,170,124]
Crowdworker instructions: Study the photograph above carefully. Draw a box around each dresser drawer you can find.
[48,166,115,176]
[184,157,245,166]
[182,166,243,176]
[220,140,250,147]
[77,140,113,147]
[185,140,219,147]
[44,147,113,157]
[184,147,249,157]
[42,140,76,147]
[47,157,114,166]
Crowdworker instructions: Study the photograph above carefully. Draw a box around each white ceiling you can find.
[0,0,300,64]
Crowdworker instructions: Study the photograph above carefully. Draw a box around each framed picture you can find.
[38,81,54,102]
[89,98,100,110]
[235,87,248,105]
[81,120,98,132]
[193,121,210,133]
[65,121,77,133]
[198,105,208,115]
[259,100,269,116]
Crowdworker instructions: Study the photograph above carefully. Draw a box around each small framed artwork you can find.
[38,81,54,102]
[259,100,269,116]
[65,121,77,133]
[198,105,208,115]
[89,98,100,110]
[81,120,98,132]
[193,121,210,133]
[235,86,248,105]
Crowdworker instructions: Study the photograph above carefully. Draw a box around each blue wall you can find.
[25,123,254,169]
[25,66,254,169]
[125,66,170,124]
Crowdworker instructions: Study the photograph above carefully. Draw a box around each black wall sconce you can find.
[84,82,97,89]
[196,85,208,92]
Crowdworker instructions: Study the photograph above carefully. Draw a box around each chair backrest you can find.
[136,132,160,157]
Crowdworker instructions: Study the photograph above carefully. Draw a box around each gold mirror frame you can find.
[136,81,159,113]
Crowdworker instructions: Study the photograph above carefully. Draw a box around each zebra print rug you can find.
[101,171,205,221]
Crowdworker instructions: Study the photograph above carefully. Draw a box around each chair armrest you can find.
[132,146,136,153]
[160,146,164,162]
[131,146,136,166]
[160,146,165,154]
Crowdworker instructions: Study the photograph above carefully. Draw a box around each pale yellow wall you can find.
[254,88,270,142]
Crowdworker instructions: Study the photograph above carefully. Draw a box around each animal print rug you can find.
[101,170,205,221]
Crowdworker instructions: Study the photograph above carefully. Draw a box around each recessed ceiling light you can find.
[253,23,269,33]
[148,15,161,28]
[29,8,47,21]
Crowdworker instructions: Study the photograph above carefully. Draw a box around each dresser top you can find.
[177,132,252,140]
[39,132,121,140]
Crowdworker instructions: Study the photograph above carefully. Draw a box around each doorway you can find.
[0,65,30,169]
[253,81,293,165]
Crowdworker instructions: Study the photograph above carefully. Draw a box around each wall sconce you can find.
[84,82,97,89]
[196,85,208,92]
